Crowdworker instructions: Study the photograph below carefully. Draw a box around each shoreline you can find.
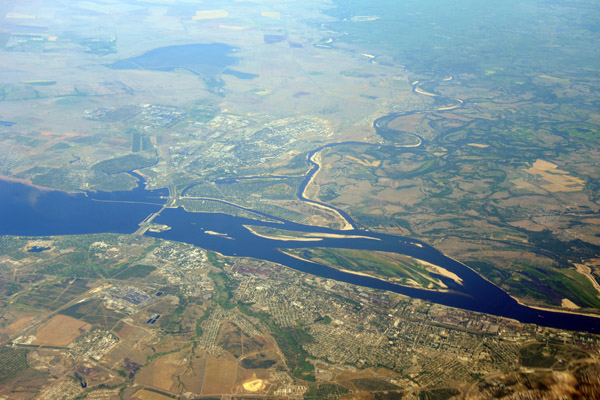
[0,175,62,192]
[243,225,379,242]
[512,295,600,319]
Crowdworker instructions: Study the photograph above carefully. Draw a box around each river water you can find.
[1,177,599,333]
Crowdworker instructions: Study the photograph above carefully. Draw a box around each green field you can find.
[17,278,89,311]
[0,347,29,383]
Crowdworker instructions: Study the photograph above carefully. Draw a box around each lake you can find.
[111,43,239,77]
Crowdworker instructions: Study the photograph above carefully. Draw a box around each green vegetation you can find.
[526,230,600,266]
[241,357,277,369]
[285,248,449,289]
[209,271,236,309]
[188,105,217,123]
[180,199,276,222]
[35,246,154,281]
[477,261,600,309]
[78,36,116,56]
[418,388,460,400]
[305,383,350,399]
[111,264,156,280]
[0,347,29,383]
[61,298,125,329]
[245,225,318,239]
[1,282,23,296]
[194,308,211,338]
[92,154,156,174]
[340,70,375,78]
[279,327,316,381]
[206,251,224,269]
[89,170,139,192]
[238,305,315,381]
[144,347,187,368]
[315,315,332,324]
[165,295,189,333]
[17,278,89,311]
[31,167,83,191]
[182,177,310,224]
[519,342,588,369]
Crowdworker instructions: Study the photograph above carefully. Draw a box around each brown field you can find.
[135,352,186,392]
[386,113,425,132]
[524,159,584,192]
[32,315,91,347]
[217,322,273,360]
[439,112,473,122]
[202,356,237,395]
[117,322,134,339]
[102,324,154,371]
[582,218,600,225]
[345,155,381,167]
[561,298,579,309]
[508,219,546,232]
[4,316,36,334]
[40,131,85,140]
[511,178,547,194]
[217,322,245,358]
[180,353,207,394]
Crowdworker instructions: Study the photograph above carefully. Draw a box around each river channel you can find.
[2,82,599,333]
[2,175,600,333]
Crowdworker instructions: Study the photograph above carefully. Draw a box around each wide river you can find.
[1,177,600,334]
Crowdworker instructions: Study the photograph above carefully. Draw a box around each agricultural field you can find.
[16,278,90,311]
[31,315,92,347]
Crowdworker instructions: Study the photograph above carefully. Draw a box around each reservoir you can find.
[111,43,240,77]
[0,178,165,236]
[1,177,600,334]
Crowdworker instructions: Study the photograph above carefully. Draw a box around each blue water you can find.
[222,69,259,80]
[27,246,51,253]
[2,177,600,333]
[0,179,165,236]
[148,208,600,333]
[111,43,239,77]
